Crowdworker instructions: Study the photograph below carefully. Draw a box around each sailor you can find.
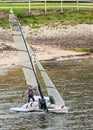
[28,86,36,102]
[38,98,48,112]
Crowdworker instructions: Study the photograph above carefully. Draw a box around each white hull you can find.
[48,106,68,113]
[10,96,68,114]
[10,106,68,114]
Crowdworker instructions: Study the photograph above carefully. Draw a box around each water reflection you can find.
[0,58,93,130]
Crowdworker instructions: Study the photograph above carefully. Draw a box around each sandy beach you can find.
[0,44,89,66]
[0,43,91,76]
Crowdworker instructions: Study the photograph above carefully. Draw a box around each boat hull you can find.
[10,106,68,114]
[10,96,68,113]
[10,104,68,114]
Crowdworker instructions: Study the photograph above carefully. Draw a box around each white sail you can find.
[36,57,65,106]
[9,11,38,88]
[9,10,65,107]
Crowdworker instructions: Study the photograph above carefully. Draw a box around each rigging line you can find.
[13,13,45,100]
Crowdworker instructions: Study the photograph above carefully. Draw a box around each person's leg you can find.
[28,96,30,102]
[32,96,35,101]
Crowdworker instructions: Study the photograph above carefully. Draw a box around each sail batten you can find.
[47,86,55,88]
[21,66,33,70]
[11,32,21,35]
[16,50,27,52]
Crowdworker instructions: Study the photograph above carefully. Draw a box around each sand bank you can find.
[0,24,93,75]
[0,43,91,75]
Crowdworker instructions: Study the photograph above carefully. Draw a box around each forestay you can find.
[9,11,38,88]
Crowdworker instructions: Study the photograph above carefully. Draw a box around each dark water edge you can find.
[0,57,93,130]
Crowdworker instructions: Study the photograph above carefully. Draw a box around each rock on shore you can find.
[0,24,93,47]
[27,24,93,48]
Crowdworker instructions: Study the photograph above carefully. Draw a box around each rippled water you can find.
[0,58,93,130]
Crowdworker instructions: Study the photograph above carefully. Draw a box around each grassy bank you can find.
[1,10,93,28]
[72,48,93,53]
[18,10,93,26]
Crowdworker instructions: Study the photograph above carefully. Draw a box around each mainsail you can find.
[9,10,48,102]
[9,10,38,88]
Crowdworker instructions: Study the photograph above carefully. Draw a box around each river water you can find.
[0,58,93,130]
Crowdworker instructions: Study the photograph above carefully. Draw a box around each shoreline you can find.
[0,24,93,75]
[0,44,91,65]
[0,44,92,76]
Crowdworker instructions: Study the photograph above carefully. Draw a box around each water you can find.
[0,58,93,130]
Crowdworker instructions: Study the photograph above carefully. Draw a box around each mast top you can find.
[9,8,13,14]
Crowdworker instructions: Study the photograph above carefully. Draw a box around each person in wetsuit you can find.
[28,87,36,102]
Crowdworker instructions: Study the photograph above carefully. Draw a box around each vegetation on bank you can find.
[1,9,93,27]
[18,10,93,26]
[72,48,93,53]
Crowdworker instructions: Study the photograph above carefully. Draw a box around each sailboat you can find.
[9,9,68,113]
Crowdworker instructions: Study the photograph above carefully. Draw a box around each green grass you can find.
[1,9,93,28]
[73,48,93,53]
[0,2,93,12]
[0,2,93,7]
[17,10,93,26]
[0,2,28,6]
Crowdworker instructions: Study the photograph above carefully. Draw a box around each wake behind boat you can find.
[9,9,68,114]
